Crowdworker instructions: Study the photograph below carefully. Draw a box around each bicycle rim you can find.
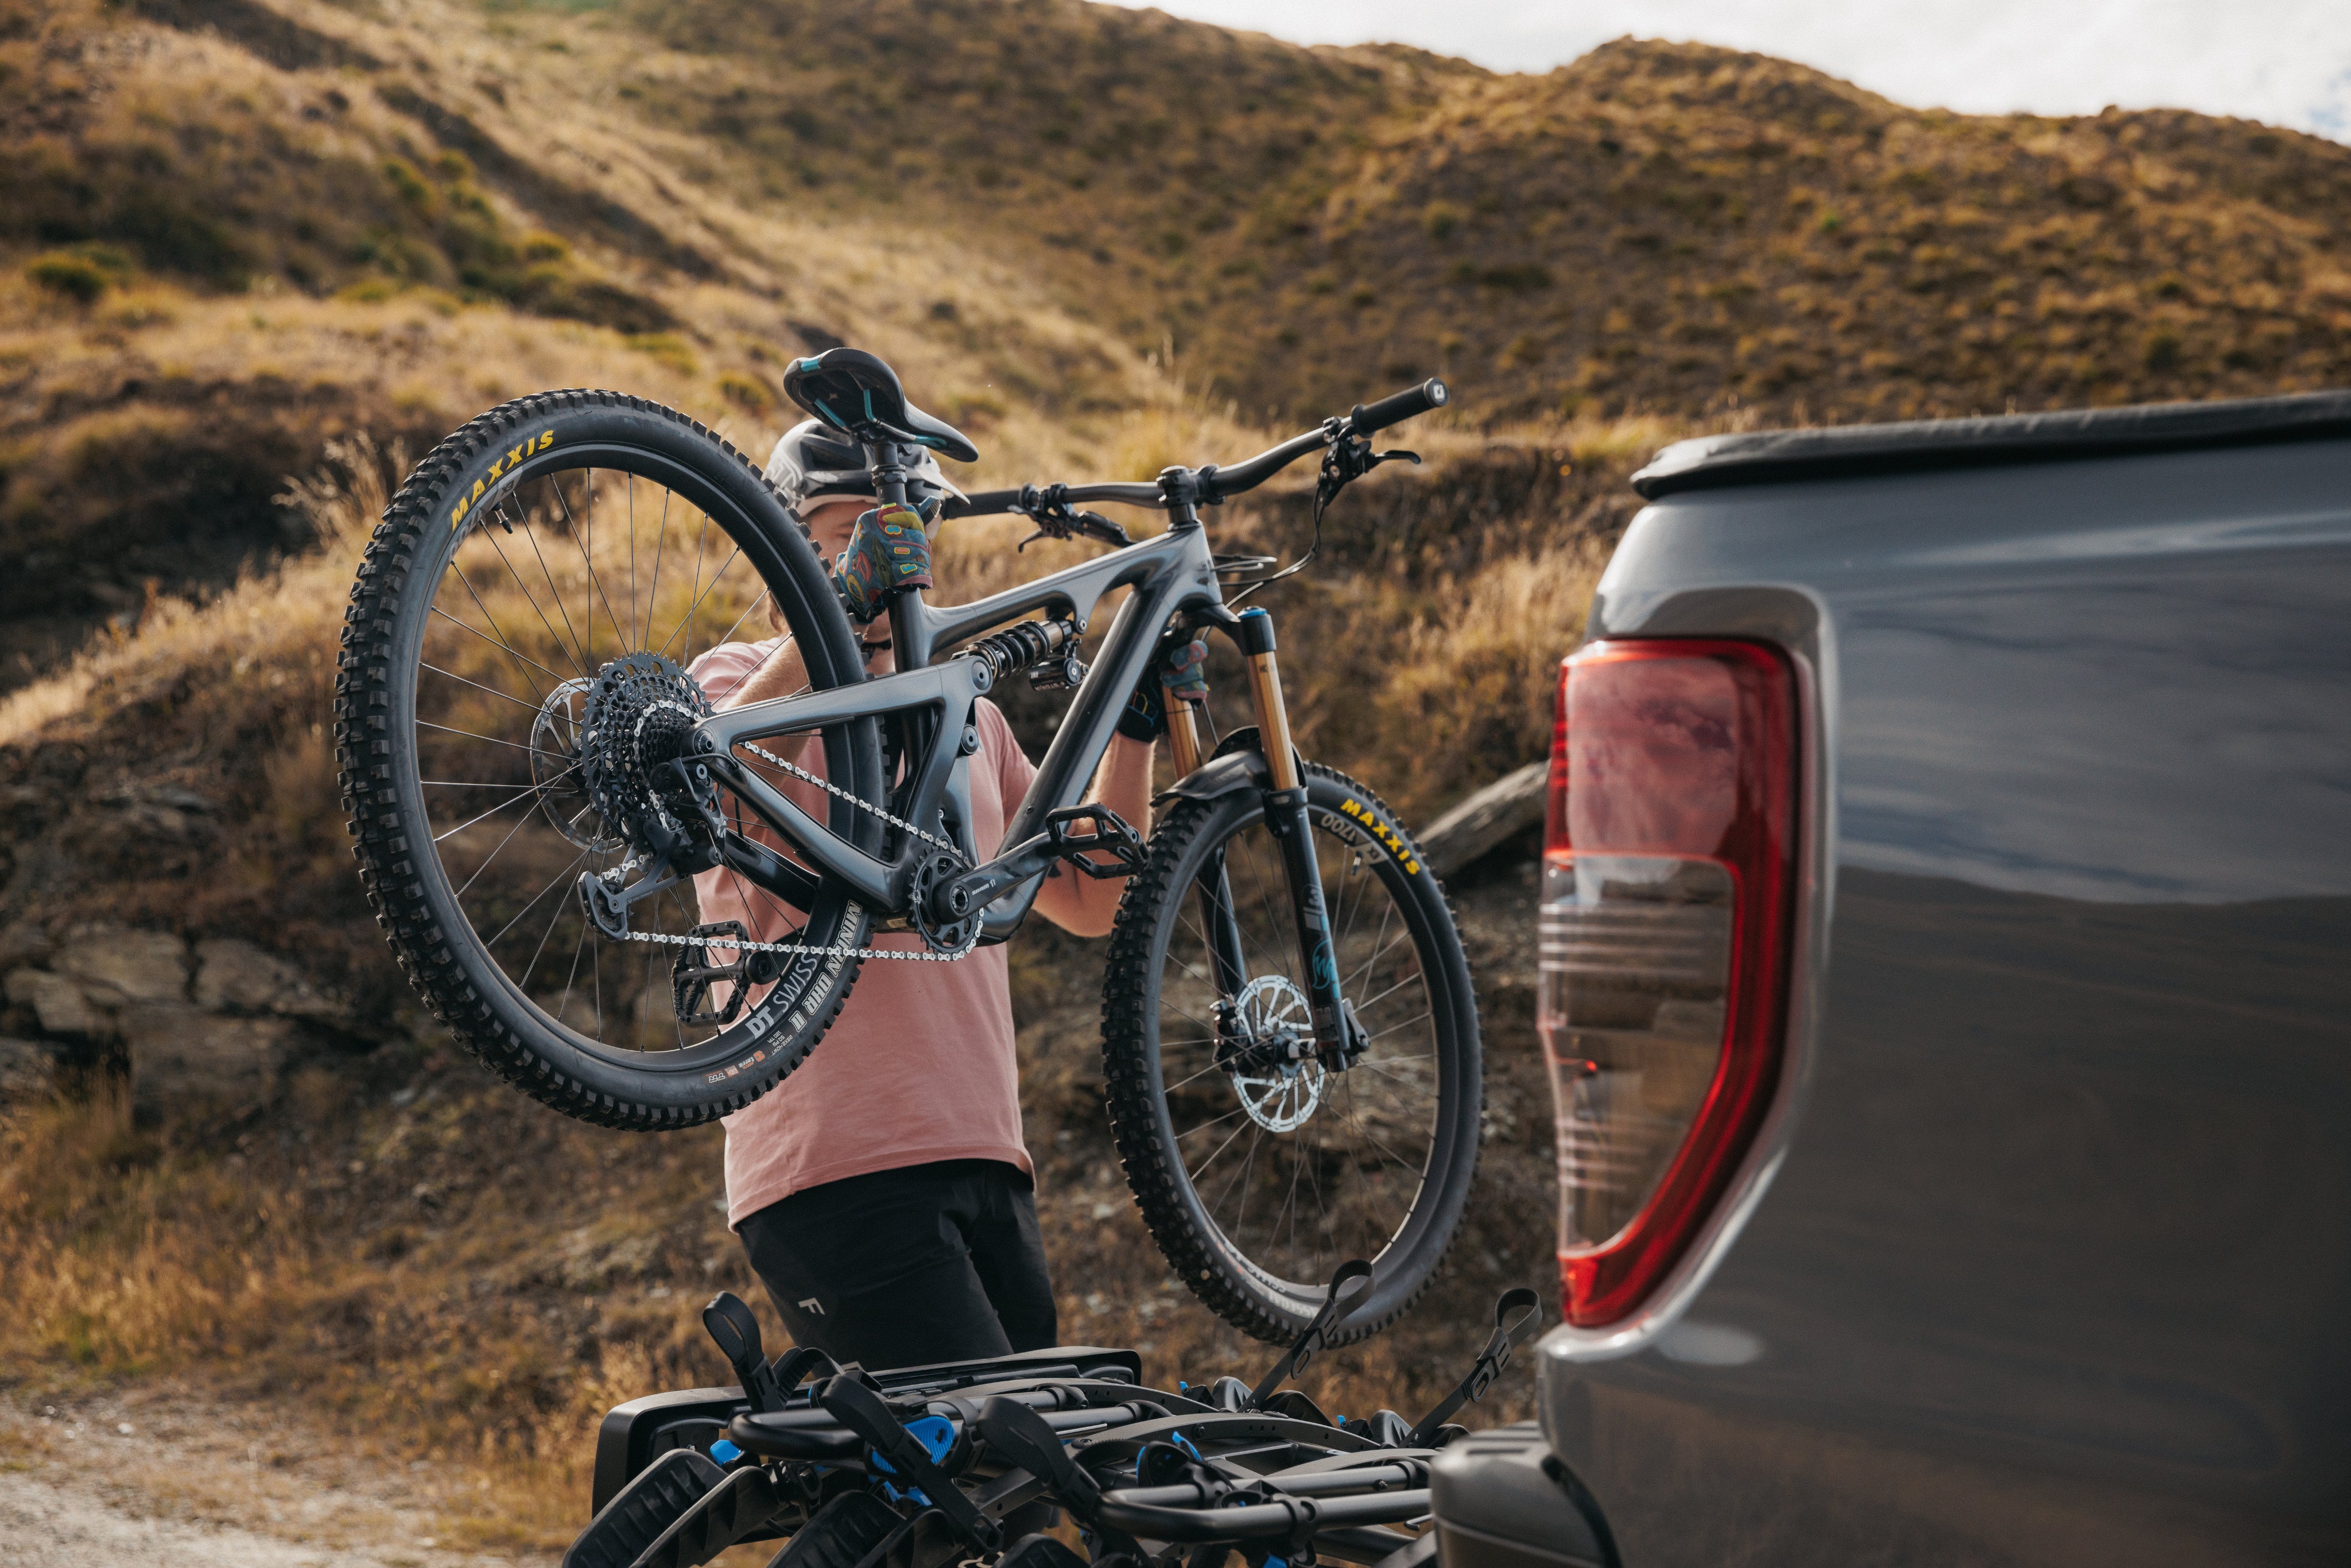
[1118,767,1480,1336]
[393,440,866,1069]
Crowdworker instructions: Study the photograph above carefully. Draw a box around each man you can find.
[688,421,1196,1371]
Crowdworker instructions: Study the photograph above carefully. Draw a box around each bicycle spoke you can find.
[709,586,773,654]
[415,718,565,759]
[432,763,579,843]
[658,542,742,663]
[556,468,629,658]
[643,487,672,650]
[484,845,592,950]
[482,518,589,679]
[420,662,546,715]
[433,594,564,693]
[506,498,592,674]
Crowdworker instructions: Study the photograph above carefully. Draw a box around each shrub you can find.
[25,247,133,303]
[1476,263,1552,292]
[717,372,773,413]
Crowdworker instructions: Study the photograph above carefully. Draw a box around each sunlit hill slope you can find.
[2,0,2348,1547]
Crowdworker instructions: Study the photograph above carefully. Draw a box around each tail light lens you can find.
[1540,639,1797,1328]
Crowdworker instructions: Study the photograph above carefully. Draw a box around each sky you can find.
[1103,0,2351,143]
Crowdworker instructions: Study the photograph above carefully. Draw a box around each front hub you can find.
[1225,975,1325,1133]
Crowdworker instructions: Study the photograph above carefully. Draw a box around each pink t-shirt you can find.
[688,638,1039,1227]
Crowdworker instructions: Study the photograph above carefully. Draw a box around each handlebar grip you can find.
[945,487,1024,518]
[1348,377,1449,437]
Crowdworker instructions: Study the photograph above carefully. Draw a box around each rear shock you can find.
[961,616,1084,687]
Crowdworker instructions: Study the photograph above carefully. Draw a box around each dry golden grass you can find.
[0,393,1611,1545]
[13,0,2345,1548]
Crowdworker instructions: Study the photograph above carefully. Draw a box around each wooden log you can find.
[1417,760,1550,878]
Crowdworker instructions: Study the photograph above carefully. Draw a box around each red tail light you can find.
[1540,639,1797,1328]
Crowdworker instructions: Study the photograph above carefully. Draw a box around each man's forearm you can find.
[715,638,816,765]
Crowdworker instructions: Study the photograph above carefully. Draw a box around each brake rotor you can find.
[530,677,622,852]
[1228,974,1326,1132]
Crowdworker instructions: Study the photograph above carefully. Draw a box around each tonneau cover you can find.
[1631,389,2351,499]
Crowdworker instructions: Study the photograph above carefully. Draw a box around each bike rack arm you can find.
[1089,1488,1431,1543]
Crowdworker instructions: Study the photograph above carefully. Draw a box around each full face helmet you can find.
[764,420,964,533]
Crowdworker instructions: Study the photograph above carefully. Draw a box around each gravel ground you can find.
[0,1387,523,1568]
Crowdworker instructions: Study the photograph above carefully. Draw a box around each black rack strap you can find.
[1406,1287,1542,1447]
[1250,1259,1374,1410]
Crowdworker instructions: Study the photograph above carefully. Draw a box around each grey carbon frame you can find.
[690,519,1232,938]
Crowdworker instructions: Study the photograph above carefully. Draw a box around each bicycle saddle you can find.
[782,347,979,464]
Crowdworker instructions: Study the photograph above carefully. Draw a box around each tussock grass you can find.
[0,397,1621,1538]
[14,0,2346,1543]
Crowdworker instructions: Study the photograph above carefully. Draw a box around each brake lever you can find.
[1014,486,1132,551]
[1314,433,1421,512]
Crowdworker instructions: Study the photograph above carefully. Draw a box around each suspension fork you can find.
[1166,672,1251,1033]
[1234,607,1362,1063]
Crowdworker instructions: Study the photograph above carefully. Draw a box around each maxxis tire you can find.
[1100,761,1483,1343]
[334,390,883,1130]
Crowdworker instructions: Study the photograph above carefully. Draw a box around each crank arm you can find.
[930,805,1146,922]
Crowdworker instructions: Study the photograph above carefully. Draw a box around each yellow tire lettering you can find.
[450,495,470,528]
[537,430,554,451]
[470,477,486,501]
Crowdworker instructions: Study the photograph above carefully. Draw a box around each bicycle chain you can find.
[608,738,977,964]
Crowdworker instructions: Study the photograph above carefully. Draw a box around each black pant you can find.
[736,1158,1058,1372]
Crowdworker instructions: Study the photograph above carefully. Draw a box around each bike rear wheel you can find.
[1101,761,1483,1342]
[336,390,885,1128]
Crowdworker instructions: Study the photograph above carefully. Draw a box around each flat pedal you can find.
[672,923,783,1027]
[1043,804,1147,880]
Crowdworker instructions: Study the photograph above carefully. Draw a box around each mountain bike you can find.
[336,348,1478,1340]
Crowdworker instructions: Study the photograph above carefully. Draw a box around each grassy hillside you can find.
[6,0,2349,681]
[3,0,2348,1550]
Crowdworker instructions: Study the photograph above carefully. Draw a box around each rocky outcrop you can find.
[0,924,344,1116]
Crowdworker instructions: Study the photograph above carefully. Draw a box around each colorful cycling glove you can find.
[1117,636,1211,742]
[830,503,932,623]
[1161,637,1209,705]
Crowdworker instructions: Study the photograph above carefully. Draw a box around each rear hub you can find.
[578,652,712,852]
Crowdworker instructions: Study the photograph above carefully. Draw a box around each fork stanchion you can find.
[1165,688,1206,778]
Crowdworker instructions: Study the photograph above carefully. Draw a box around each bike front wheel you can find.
[1101,761,1483,1342]
[336,390,886,1129]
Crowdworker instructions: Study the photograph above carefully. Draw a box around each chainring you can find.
[909,847,980,956]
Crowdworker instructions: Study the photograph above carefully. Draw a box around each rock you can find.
[1418,760,1551,878]
[0,922,53,969]
[52,926,189,1007]
[193,939,335,1018]
[0,1037,59,1100]
[4,967,106,1037]
[117,1006,293,1116]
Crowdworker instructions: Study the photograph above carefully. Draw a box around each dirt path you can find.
[0,1386,532,1568]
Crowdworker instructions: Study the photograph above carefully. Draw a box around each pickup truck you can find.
[1429,393,2351,1568]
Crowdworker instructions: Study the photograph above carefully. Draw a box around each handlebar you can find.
[942,377,1448,519]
